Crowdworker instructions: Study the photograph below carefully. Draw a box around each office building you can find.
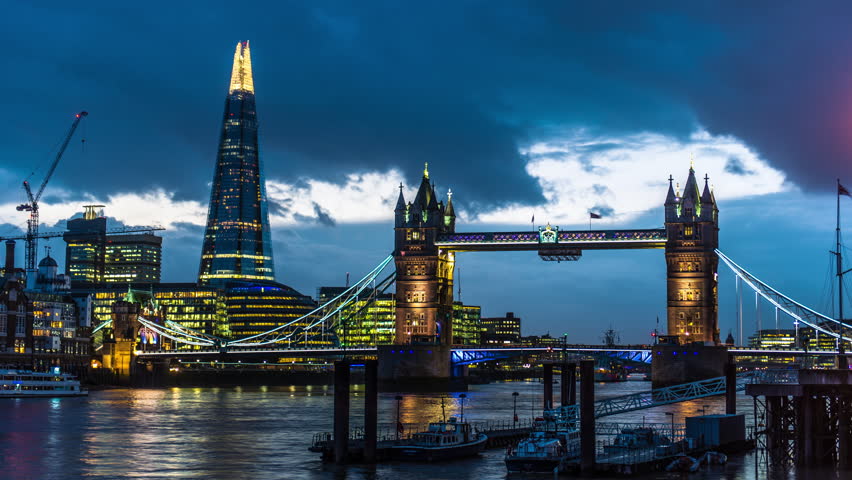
[452,301,481,345]
[198,41,275,286]
[64,205,162,286]
[481,312,522,345]
[226,282,330,347]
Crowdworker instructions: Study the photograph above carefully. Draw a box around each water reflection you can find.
[0,380,797,479]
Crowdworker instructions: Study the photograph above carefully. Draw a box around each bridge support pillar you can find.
[543,363,553,410]
[377,344,465,391]
[562,362,576,406]
[580,359,595,473]
[334,360,350,465]
[652,344,727,388]
[725,360,737,414]
[364,360,378,463]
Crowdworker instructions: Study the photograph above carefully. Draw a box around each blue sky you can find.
[2,2,851,342]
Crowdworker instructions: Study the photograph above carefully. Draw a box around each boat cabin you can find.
[411,417,472,446]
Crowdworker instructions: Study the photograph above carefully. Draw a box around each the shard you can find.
[198,41,275,286]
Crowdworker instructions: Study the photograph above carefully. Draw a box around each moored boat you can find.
[603,426,670,452]
[389,417,487,461]
[0,369,87,398]
[505,429,579,473]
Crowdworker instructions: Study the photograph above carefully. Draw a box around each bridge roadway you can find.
[133,344,842,365]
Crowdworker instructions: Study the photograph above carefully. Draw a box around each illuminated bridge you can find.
[97,245,852,363]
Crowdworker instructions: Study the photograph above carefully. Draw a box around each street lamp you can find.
[459,393,467,422]
[665,412,675,442]
[512,392,519,425]
[395,395,403,440]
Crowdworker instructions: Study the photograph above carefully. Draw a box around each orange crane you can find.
[17,111,88,278]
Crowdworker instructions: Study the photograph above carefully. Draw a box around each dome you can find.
[38,256,58,268]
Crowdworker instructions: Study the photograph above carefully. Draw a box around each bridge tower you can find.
[664,165,720,344]
[393,164,456,345]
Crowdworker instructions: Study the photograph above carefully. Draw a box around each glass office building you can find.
[198,41,275,286]
[226,283,331,347]
[64,206,162,285]
[452,302,481,346]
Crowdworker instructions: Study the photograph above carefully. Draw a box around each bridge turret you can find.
[393,165,455,346]
[664,164,720,345]
[444,189,456,231]
[394,183,407,228]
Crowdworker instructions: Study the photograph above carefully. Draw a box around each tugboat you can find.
[505,429,580,473]
[389,416,487,461]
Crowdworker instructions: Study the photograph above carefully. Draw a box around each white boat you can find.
[505,429,580,473]
[0,369,88,398]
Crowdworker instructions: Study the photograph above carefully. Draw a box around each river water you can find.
[0,378,842,479]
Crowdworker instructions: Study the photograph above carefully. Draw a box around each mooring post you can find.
[334,360,350,464]
[565,362,576,406]
[580,359,595,473]
[725,359,736,415]
[543,363,554,410]
[364,359,378,463]
[560,362,569,407]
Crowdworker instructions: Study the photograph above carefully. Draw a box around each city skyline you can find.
[2,3,852,343]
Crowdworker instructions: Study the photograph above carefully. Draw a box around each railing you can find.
[311,418,537,447]
[551,371,758,421]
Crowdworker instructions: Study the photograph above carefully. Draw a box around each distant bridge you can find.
[133,344,843,367]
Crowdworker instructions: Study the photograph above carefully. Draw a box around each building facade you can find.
[198,41,275,286]
[393,165,456,345]
[64,205,162,286]
[452,301,481,345]
[104,234,162,283]
[225,282,329,347]
[664,166,720,344]
[481,312,522,345]
[64,206,107,285]
[86,283,229,344]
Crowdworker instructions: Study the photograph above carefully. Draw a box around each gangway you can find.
[550,371,757,421]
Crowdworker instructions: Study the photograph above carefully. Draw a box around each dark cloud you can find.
[312,203,336,227]
[591,205,615,218]
[1,1,850,216]
[724,156,755,176]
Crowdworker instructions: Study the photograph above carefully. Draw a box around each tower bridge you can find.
[391,164,719,353]
[100,163,852,389]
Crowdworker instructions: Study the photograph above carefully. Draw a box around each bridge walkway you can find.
[550,371,756,421]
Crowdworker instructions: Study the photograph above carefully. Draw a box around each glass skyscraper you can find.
[198,41,275,286]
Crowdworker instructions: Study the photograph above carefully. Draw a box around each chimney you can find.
[4,240,14,277]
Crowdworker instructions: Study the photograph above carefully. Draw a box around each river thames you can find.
[0,378,841,479]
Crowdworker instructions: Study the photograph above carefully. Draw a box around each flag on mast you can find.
[590,212,602,219]
[840,182,852,198]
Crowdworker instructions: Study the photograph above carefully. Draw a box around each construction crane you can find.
[0,225,166,244]
[16,111,88,278]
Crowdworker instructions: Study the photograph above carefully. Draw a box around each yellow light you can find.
[229,41,254,94]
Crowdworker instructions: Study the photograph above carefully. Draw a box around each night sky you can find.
[2,2,851,343]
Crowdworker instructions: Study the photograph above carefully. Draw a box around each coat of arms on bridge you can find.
[538,224,558,243]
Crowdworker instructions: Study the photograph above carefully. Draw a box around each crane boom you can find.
[33,111,88,203]
[17,111,88,280]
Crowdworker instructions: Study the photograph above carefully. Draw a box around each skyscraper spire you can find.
[199,41,274,286]
[229,41,254,94]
